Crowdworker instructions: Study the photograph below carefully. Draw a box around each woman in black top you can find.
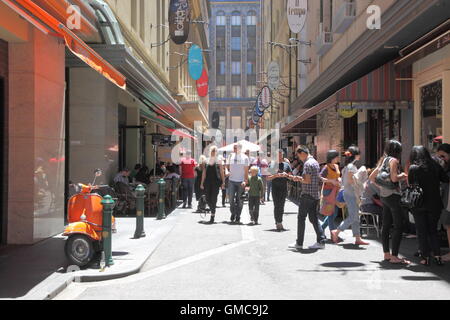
[408,146,449,266]
[201,147,225,224]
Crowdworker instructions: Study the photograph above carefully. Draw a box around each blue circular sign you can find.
[188,44,203,80]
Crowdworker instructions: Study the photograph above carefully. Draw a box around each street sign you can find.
[196,68,208,97]
[169,0,190,45]
[287,0,307,34]
[188,44,203,80]
[260,86,271,109]
[267,61,280,90]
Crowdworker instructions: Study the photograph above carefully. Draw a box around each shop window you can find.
[421,80,442,151]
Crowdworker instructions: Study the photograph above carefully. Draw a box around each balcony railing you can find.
[333,1,356,34]
[316,31,333,56]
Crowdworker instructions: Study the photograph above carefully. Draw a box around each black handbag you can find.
[375,157,398,190]
[400,184,423,209]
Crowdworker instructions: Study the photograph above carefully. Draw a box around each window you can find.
[246,12,257,25]
[217,61,226,75]
[232,86,241,98]
[247,37,256,50]
[231,37,241,50]
[247,62,255,74]
[231,12,241,26]
[216,86,226,98]
[216,15,226,26]
[247,85,256,98]
[232,62,241,75]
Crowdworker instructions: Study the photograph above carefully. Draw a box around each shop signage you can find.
[267,61,280,90]
[254,104,264,117]
[169,0,190,45]
[287,0,307,34]
[260,86,272,108]
[188,44,203,80]
[252,113,261,125]
[338,103,358,118]
[196,68,209,97]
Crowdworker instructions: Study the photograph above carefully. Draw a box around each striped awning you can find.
[337,62,412,102]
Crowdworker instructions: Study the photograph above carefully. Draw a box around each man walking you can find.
[227,143,249,223]
[289,146,326,250]
[180,150,197,209]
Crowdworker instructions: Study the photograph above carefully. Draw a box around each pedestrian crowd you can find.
[184,140,450,266]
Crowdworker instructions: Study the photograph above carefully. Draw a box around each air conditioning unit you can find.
[333,1,356,33]
[316,29,333,56]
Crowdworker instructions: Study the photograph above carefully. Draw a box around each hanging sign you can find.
[287,0,307,34]
[169,0,191,45]
[267,61,280,90]
[188,44,203,80]
[260,86,272,109]
[196,68,209,97]
[212,111,220,129]
[338,103,358,118]
[252,113,261,125]
[254,104,264,117]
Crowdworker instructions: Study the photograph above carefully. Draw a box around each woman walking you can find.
[331,146,369,246]
[319,150,341,238]
[408,146,449,265]
[201,146,225,224]
[369,140,409,264]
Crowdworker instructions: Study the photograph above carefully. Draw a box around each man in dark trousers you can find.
[289,146,326,250]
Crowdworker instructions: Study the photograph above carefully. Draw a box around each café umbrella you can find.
[218,140,261,153]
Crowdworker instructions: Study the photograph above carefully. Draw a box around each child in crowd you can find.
[248,166,264,225]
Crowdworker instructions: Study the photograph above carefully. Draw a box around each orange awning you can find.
[2,0,126,89]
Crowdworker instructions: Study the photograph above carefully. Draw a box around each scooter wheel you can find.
[65,234,94,267]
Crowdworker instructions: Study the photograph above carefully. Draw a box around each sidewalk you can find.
[0,207,185,300]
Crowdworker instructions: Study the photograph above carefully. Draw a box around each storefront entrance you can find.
[421,80,442,151]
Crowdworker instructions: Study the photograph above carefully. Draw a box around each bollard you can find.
[171,179,177,210]
[157,178,166,220]
[134,184,146,238]
[101,195,115,266]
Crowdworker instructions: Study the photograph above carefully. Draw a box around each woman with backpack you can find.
[331,146,369,246]
[408,146,449,266]
[369,140,409,264]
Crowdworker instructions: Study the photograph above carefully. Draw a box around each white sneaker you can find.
[288,242,303,250]
[308,242,325,249]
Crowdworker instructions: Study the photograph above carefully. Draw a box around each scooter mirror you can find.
[94,169,102,177]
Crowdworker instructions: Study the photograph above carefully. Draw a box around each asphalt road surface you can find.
[54,200,450,300]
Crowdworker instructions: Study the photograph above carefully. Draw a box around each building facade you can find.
[0,0,210,245]
[209,0,261,143]
[273,0,449,164]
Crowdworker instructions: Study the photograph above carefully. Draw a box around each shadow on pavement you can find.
[321,262,365,268]
[0,237,68,299]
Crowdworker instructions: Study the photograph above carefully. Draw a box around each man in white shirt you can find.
[114,168,130,185]
[226,143,249,223]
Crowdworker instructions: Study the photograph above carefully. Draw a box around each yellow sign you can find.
[338,108,357,118]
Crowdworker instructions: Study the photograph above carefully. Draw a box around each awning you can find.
[283,61,413,134]
[139,104,176,129]
[395,19,450,68]
[2,0,126,89]
[167,128,197,141]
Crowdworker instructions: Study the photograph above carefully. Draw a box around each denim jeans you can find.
[337,191,361,237]
[320,188,338,232]
[297,195,326,246]
[228,180,244,221]
[182,178,195,206]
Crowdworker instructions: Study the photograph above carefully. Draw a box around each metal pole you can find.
[134,184,146,238]
[101,195,115,266]
[157,178,166,220]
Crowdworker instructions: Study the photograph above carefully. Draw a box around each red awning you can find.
[167,128,197,141]
[2,0,126,89]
